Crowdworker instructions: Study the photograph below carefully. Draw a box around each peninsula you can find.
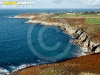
[13,12,100,54]
[10,12,100,75]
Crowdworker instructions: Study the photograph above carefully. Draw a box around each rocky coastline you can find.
[8,13,100,75]
[13,13,100,55]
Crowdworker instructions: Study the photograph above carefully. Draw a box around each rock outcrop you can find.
[73,29,100,54]
[13,14,100,55]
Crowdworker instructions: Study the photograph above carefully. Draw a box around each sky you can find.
[0,0,100,9]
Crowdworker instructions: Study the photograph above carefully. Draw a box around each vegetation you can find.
[78,72,100,75]
[52,12,100,18]
[37,68,67,75]
[10,12,100,75]
[10,54,100,75]
[64,18,100,41]
[53,13,97,18]
[86,18,100,24]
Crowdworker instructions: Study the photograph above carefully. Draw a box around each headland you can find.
[10,12,100,75]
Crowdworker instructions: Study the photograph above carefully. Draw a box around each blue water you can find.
[0,9,99,74]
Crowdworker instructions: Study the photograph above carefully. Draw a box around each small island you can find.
[10,11,100,75]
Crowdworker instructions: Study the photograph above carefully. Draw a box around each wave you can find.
[0,63,38,75]
[0,59,49,75]
[11,63,36,72]
[0,68,9,75]
[75,48,88,56]
[0,64,36,75]
[0,16,14,19]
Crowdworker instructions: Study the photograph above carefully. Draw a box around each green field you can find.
[52,13,100,24]
[52,13,98,18]
[86,18,100,24]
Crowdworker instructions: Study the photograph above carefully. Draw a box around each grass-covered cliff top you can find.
[10,54,100,75]
[18,12,100,43]
[52,13,100,42]
[52,13,100,18]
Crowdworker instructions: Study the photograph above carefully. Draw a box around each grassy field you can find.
[86,18,100,24]
[52,13,100,25]
[52,13,99,18]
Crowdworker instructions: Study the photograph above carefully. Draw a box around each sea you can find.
[0,9,100,74]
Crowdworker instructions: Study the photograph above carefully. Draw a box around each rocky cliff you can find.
[14,14,100,55]
[73,29,100,54]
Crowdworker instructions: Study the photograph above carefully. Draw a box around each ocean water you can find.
[0,9,99,74]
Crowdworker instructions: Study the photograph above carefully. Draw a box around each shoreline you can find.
[25,20,89,56]
[25,19,92,55]
[8,13,100,74]
[13,14,100,54]
[10,54,100,75]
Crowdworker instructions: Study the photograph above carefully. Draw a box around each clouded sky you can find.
[0,0,100,9]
